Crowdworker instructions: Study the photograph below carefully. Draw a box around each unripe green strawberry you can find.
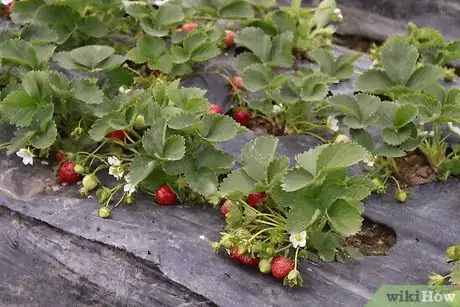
[98,207,111,219]
[221,234,233,249]
[80,173,99,195]
[447,245,460,261]
[396,190,407,202]
[74,164,85,174]
[133,115,148,130]
[237,245,247,255]
[259,258,272,274]
[371,178,383,190]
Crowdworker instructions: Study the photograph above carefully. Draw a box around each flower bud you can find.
[70,127,84,139]
[98,207,111,219]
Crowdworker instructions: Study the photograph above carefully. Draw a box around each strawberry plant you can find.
[310,48,361,80]
[357,37,445,100]
[243,0,341,56]
[213,136,373,286]
[11,0,128,48]
[370,23,460,81]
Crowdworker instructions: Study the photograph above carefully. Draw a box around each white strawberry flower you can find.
[290,231,307,248]
[327,116,340,132]
[118,86,132,94]
[1,0,14,5]
[108,156,124,180]
[448,122,460,136]
[420,130,435,137]
[123,175,136,196]
[16,148,34,166]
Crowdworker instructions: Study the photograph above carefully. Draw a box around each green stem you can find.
[248,227,279,242]
[294,247,300,270]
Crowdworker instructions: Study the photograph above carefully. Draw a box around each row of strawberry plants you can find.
[0,0,459,288]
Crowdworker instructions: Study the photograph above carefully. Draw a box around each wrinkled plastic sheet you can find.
[0,45,459,306]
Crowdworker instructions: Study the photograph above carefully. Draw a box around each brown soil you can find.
[345,218,396,256]
[250,117,286,136]
[394,151,437,185]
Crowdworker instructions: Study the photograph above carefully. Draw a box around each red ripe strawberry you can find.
[220,200,232,215]
[180,23,198,32]
[224,30,236,48]
[59,161,80,184]
[106,130,126,141]
[231,248,259,266]
[233,108,251,126]
[56,150,65,162]
[208,104,223,114]
[271,256,294,279]
[155,185,177,205]
[230,76,245,90]
[247,192,267,207]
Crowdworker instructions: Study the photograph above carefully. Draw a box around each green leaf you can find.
[0,39,39,70]
[89,118,111,141]
[139,35,166,60]
[71,79,104,105]
[196,148,235,173]
[22,71,52,101]
[156,4,184,27]
[311,48,335,76]
[219,169,256,196]
[268,31,294,68]
[310,232,342,262]
[30,121,57,149]
[314,0,337,28]
[11,0,44,25]
[122,1,151,17]
[235,52,261,76]
[326,199,363,236]
[296,146,324,176]
[20,24,58,44]
[168,113,203,132]
[381,38,418,85]
[267,156,289,185]
[171,45,190,64]
[200,114,239,142]
[271,10,296,33]
[190,42,220,62]
[316,143,368,172]
[350,129,375,151]
[241,136,278,182]
[33,44,56,66]
[406,65,444,90]
[163,155,194,176]
[281,168,314,192]
[35,4,79,25]
[382,126,412,146]
[374,144,406,157]
[162,135,186,161]
[355,70,395,92]
[139,15,168,37]
[0,90,39,127]
[220,1,254,19]
[242,64,275,92]
[78,16,109,38]
[393,104,418,128]
[7,129,35,155]
[287,196,321,234]
[186,167,218,196]
[70,45,114,70]
[237,27,271,62]
[128,155,158,185]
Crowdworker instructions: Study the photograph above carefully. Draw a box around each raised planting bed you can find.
[0,0,459,306]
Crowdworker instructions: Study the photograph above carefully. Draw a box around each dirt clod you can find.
[345,219,396,256]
